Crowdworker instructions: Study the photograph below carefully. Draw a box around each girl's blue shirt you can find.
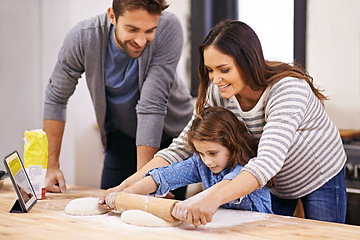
[146,154,273,214]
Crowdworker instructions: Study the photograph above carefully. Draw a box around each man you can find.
[43,0,193,199]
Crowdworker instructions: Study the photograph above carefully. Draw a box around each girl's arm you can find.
[102,155,202,210]
[98,156,169,209]
[123,175,158,195]
[104,175,159,209]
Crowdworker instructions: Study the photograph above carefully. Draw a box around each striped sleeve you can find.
[243,79,309,187]
[156,77,346,199]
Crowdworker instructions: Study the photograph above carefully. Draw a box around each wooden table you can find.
[1,178,360,240]
[339,129,360,140]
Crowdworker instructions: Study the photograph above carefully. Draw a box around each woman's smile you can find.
[218,84,231,90]
[204,46,245,99]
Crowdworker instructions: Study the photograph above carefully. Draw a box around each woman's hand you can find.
[171,190,222,227]
[171,179,243,227]
[98,175,159,210]
[98,156,169,210]
[98,185,124,210]
[104,192,118,210]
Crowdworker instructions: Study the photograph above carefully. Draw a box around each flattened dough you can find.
[121,210,182,227]
[65,197,108,216]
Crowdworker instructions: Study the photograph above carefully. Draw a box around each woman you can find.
[170,19,347,225]
[100,20,346,226]
[105,107,273,226]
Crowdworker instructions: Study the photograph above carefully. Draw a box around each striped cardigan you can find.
[155,77,346,199]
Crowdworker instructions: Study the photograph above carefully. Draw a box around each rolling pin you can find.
[115,192,179,222]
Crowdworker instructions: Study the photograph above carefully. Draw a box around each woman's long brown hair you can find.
[195,20,327,116]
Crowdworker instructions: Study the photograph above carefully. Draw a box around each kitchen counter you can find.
[339,129,360,140]
[1,178,360,240]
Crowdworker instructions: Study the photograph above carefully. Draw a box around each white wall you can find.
[0,0,191,188]
[0,0,42,169]
[307,0,360,130]
[238,0,360,129]
[2,0,358,187]
[238,0,294,64]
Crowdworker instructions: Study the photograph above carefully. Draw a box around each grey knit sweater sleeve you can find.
[154,109,196,164]
[135,12,193,148]
[43,12,193,149]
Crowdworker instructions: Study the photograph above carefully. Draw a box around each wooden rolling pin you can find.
[115,192,179,222]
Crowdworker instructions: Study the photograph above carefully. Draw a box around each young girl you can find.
[104,107,272,222]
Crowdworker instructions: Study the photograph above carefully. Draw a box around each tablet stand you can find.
[10,199,26,213]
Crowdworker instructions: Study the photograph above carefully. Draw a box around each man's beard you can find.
[115,30,149,58]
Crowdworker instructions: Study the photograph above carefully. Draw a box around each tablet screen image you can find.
[4,151,37,213]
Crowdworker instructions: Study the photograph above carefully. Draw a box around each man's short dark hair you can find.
[112,0,169,19]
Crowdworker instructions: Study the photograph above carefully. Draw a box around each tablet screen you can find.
[4,151,37,212]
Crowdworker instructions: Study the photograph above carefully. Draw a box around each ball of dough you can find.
[64,197,108,216]
[121,209,182,227]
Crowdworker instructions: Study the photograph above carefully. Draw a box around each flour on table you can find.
[121,209,183,227]
[198,208,268,229]
[64,209,268,230]
[64,197,108,216]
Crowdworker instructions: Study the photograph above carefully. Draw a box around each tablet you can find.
[3,151,37,213]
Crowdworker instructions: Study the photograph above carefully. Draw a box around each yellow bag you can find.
[23,129,48,199]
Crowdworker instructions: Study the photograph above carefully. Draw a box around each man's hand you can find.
[43,119,66,193]
[46,167,66,193]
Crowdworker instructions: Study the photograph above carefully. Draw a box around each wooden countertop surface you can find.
[1,178,360,240]
[339,129,360,140]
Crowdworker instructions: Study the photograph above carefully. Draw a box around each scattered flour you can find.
[121,210,183,227]
[64,208,268,230]
[198,209,268,229]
